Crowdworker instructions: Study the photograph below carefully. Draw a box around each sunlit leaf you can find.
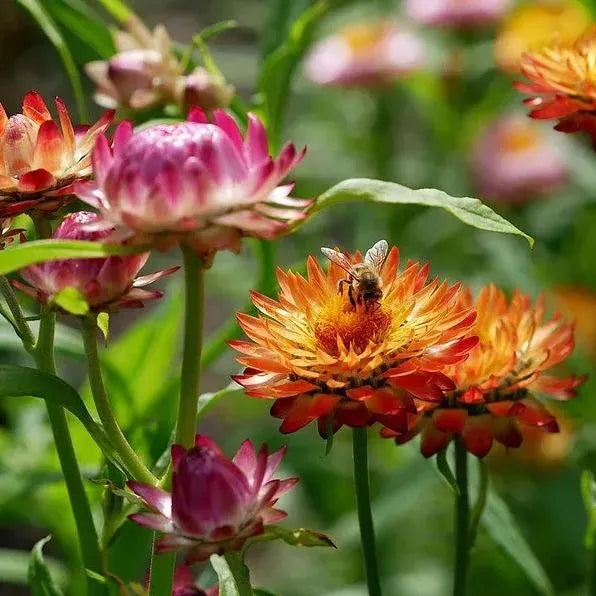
[0,240,147,276]
[210,554,242,596]
[581,469,596,549]
[28,536,64,596]
[97,312,110,342]
[311,179,533,246]
[95,0,133,22]
[0,547,66,587]
[15,0,87,120]
[52,287,89,315]
[198,382,243,417]
[483,491,554,596]
[253,525,336,548]
[0,365,122,469]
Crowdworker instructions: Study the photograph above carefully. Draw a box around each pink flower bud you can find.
[128,435,298,563]
[405,0,512,28]
[470,114,568,202]
[0,92,113,217]
[13,211,177,311]
[75,110,310,259]
[181,67,235,113]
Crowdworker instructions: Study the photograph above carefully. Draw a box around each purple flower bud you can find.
[128,435,298,563]
[181,67,235,113]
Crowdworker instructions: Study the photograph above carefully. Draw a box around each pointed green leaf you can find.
[483,491,554,596]
[0,365,122,470]
[0,239,147,276]
[254,525,336,548]
[28,536,64,596]
[97,312,110,342]
[95,0,133,22]
[434,447,459,495]
[209,554,241,596]
[311,178,533,246]
[52,286,89,315]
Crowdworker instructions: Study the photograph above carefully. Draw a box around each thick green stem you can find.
[0,276,35,351]
[224,551,254,596]
[36,310,106,596]
[352,427,382,596]
[81,316,156,484]
[174,245,205,448]
[453,439,470,596]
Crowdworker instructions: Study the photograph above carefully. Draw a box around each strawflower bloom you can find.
[381,284,586,458]
[494,0,590,72]
[86,16,182,110]
[128,435,298,563]
[470,114,567,202]
[0,92,113,217]
[13,211,177,311]
[304,21,425,87]
[405,0,512,28]
[75,108,309,258]
[515,26,596,146]
[232,243,478,436]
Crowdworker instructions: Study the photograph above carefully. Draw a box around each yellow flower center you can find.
[342,23,388,53]
[314,294,391,356]
[501,125,538,152]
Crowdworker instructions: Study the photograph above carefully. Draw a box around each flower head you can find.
[128,435,298,563]
[86,17,182,110]
[0,92,113,217]
[232,243,478,436]
[494,0,590,72]
[13,211,177,311]
[382,284,586,458]
[304,21,424,87]
[470,114,568,202]
[75,109,309,259]
[405,0,511,28]
[515,26,596,145]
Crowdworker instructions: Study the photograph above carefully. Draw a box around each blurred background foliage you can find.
[2,0,596,594]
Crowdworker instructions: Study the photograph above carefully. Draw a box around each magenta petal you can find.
[133,265,180,287]
[273,476,299,499]
[127,481,172,516]
[156,534,196,554]
[245,113,269,165]
[260,508,288,524]
[232,439,257,478]
[171,444,187,471]
[112,120,134,158]
[264,445,286,482]
[194,435,223,454]
[91,134,112,186]
[187,106,209,123]
[129,512,174,533]
[212,110,244,150]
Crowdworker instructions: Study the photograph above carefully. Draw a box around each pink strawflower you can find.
[304,21,424,87]
[405,0,512,28]
[75,109,310,258]
[128,435,299,563]
[470,114,568,202]
[13,211,177,311]
[0,92,113,217]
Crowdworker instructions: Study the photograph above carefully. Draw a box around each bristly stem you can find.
[453,438,470,596]
[224,551,254,596]
[352,427,382,596]
[174,244,205,448]
[81,315,157,484]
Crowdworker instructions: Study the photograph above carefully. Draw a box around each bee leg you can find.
[348,284,356,308]
[337,278,349,296]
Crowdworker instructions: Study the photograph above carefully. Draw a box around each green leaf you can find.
[0,548,66,587]
[254,525,336,548]
[97,312,110,342]
[198,382,243,417]
[258,1,329,150]
[209,554,241,596]
[581,469,596,549]
[253,591,279,596]
[95,0,133,22]
[312,178,534,246]
[52,287,89,315]
[483,491,554,596]
[0,240,147,276]
[434,447,459,495]
[45,0,115,58]
[16,0,87,121]
[0,365,122,469]
[28,536,64,596]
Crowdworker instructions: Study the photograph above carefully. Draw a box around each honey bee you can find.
[321,239,388,310]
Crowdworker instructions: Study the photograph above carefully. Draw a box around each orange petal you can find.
[22,91,51,123]
[17,168,56,193]
[493,417,523,448]
[462,416,493,458]
[33,120,63,173]
[420,424,451,458]
[55,97,75,159]
[432,408,467,433]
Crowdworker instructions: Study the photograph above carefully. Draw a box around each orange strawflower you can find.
[231,243,478,436]
[382,284,586,458]
[515,26,596,145]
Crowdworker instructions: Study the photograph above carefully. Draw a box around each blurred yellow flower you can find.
[494,0,590,72]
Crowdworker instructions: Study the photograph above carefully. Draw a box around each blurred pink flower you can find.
[304,21,424,86]
[172,565,217,596]
[181,67,235,113]
[13,211,177,311]
[0,92,113,217]
[470,115,567,202]
[128,435,298,563]
[75,109,310,258]
[405,0,512,28]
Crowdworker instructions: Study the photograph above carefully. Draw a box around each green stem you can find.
[36,310,106,596]
[148,538,175,596]
[591,541,596,596]
[453,439,470,596]
[371,90,394,181]
[352,427,382,596]
[224,551,254,596]
[81,316,156,484]
[469,458,489,546]
[174,245,205,448]
[0,276,35,352]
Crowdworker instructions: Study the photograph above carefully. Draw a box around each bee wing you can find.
[364,239,389,272]
[321,247,357,275]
